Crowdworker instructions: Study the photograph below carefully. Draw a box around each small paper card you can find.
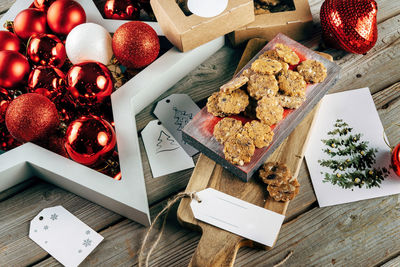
[154,94,200,157]
[190,188,285,247]
[29,206,104,267]
[187,0,228,17]
[142,120,195,178]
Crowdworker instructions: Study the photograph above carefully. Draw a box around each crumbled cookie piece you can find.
[274,43,300,65]
[267,176,300,201]
[297,59,327,83]
[213,118,242,144]
[256,96,284,126]
[278,70,307,97]
[251,58,282,75]
[243,120,274,148]
[207,92,226,117]
[223,132,255,166]
[277,95,306,109]
[247,74,279,100]
[217,89,249,115]
[259,162,290,186]
[220,76,249,93]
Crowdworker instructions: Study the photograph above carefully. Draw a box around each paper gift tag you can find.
[29,206,103,267]
[142,120,195,178]
[154,94,200,157]
[187,0,228,17]
[190,188,285,247]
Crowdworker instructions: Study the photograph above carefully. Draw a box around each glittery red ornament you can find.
[112,21,160,69]
[28,66,66,101]
[64,115,116,166]
[13,8,47,40]
[0,50,30,89]
[5,93,60,143]
[0,88,12,124]
[27,33,66,68]
[47,0,86,36]
[104,0,140,20]
[320,0,378,54]
[392,143,400,177]
[34,0,56,10]
[0,31,21,52]
[66,61,113,106]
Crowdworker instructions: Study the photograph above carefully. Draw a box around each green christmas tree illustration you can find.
[318,119,389,189]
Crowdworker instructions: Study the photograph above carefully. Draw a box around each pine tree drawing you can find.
[156,130,179,154]
[318,119,389,189]
[173,107,193,131]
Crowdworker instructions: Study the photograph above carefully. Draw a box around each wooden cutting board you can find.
[177,38,330,267]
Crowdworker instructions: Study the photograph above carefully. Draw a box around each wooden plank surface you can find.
[1,0,400,266]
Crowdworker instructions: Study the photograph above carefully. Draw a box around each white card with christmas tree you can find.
[305,88,399,207]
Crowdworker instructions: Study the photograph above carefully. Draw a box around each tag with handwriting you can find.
[29,206,104,267]
[190,188,285,247]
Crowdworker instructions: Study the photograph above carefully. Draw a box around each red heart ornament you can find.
[320,0,378,54]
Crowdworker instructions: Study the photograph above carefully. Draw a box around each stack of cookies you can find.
[207,43,327,166]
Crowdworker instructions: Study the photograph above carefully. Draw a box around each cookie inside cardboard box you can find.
[254,0,295,15]
[183,34,341,181]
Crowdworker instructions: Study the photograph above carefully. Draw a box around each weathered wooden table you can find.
[1,0,400,266]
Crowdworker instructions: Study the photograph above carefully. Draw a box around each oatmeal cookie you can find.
[241,69,253,78]
[213,118,242,144]
[243,120,274,148]
[259,49,280,61]
[274,43,300,65]
[207,92,225,117]
[256,96,284,126]
[277,95,306,109]
[258,0,280,6]
[217,89,249,115]
[251,58,282,75]
[220,75,249,93]
[223,132,255,166]
[278,70,307,97]
[247,74,279,100]
[259,162,290,186]
[267,176,300,201]
[297,59,327,83]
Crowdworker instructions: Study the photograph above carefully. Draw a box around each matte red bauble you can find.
[104,0,140,20]
[47,0,86,36]
[0,31,21,52]
[0,50,30,89]
[66,61,113,106]
[5,93,60,143]
[34,0,56,10]
[28,66,65,101]
[13,8,47,40]
[27,33,66,68]
[392,143,400,177]
[320,0,378,54]
[112,21,160,69]
[64,115,116,166]
[0,88,12,124]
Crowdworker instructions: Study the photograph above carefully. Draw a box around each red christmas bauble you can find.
[34,0,56,10]
[28,66,66,101]
[47,0,86,36]
[104,0,140,20]
[0,88,12,124]
[5,93,60,143]
[64,115,116,166]
[27,33,66,68]
[13,8,47,40]
[66,61,113,106]
[112,21,160,69]
[0,31,21,52]
[320,0,378,54]
[392,143,400,177]
[45,135,68,157]
[0,50,30,89]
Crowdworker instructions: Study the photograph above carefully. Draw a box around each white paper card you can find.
[191,188,285,247]
[187,0,228,17]
[305,88,399,207]
[29,206,104,267]
[142,120,195,178]
[154,94,200,156]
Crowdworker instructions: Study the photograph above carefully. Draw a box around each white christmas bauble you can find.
[65,23,113,65]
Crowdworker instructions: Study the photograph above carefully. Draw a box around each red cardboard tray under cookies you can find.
[182,34,341,181]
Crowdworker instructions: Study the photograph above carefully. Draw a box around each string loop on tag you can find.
[138,191,200,267]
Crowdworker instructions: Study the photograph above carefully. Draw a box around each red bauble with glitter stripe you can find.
[320,0,378,54]
[392,143,400,177]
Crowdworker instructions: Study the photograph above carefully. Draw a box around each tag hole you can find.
[39,216,43,221]
[166,99,170,103]
[157,121,161,125]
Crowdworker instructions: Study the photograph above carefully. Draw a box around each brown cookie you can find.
[251,58,282,75]
[217,89,249,115]
[274,43,300,65]
[247,74,279,100]
[207,92,225,117]
[258,0,280,6]
[297,59,327,83]
[259,49,280,61]
[220,75,249,93]
[243,120,274,148]
[213,118,242,144]
[223,131,255,166]
[277,94,306,109]
[278,70,307,97]
[256,96,284,126]
[267,177,300,202]
[259,162,290,186]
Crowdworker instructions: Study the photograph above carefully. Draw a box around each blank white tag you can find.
[29,206,104,267]
[190,188,285,247]
[187,0,229,17]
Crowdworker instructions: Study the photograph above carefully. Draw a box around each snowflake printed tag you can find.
[29,206,104,267]
[142,120,195,178]
[154,94,200,157]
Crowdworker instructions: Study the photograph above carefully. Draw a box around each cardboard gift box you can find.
[150,0,255,52]
[228,0,313,46]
